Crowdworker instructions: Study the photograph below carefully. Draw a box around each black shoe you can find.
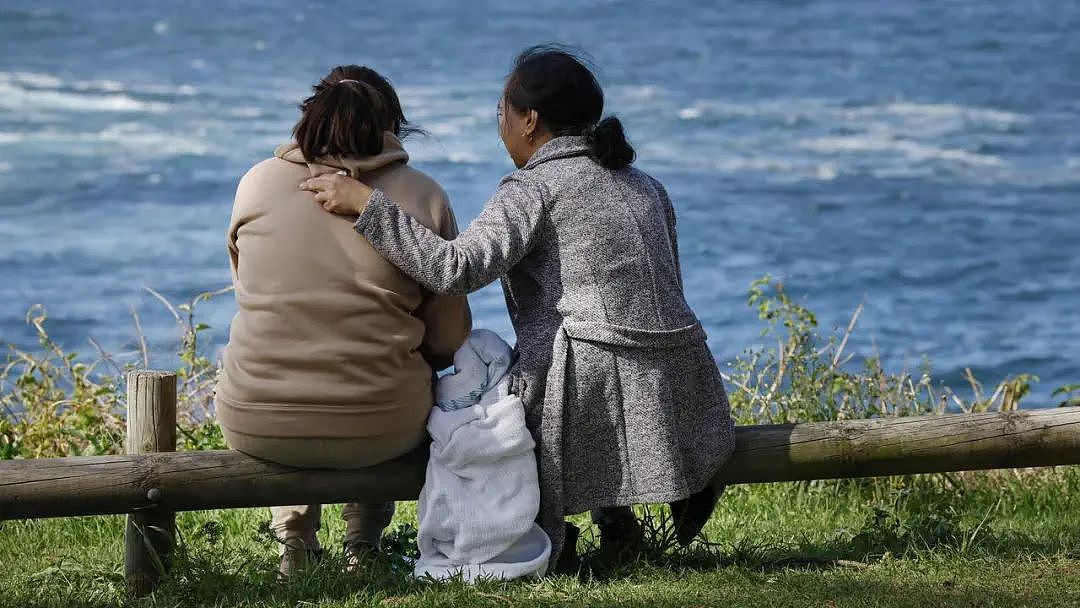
[596,514,645,565]
[552,523,581,575]
[669,484,723,546]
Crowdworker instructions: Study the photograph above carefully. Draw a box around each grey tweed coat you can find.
[354,136,735,564]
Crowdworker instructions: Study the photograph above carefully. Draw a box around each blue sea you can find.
[1,1,1077,405]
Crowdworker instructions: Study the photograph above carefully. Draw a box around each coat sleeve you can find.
[353,175,547,295]
[414,190,473,369]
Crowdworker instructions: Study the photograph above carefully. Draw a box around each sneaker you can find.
[277,538,323,580]
[343,539,379,574]
[669,483,724,546]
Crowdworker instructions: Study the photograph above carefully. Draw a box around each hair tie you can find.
[337,79,360,85]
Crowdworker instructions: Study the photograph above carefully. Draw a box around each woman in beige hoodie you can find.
[215,65,471,576]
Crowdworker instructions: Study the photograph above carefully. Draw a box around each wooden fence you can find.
[3,371,1080,595]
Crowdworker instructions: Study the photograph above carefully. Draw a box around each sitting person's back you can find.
[213,65,470,577]
[216,132,469,445]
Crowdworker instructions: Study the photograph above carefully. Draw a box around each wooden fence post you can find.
[124,370,177,597]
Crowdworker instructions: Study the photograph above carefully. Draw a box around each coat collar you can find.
[523,136,590,170]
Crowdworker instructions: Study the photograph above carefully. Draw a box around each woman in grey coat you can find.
[301,46,735,569]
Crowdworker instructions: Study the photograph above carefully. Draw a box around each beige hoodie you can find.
[215,133,471,439]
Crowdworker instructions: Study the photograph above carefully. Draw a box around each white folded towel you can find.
[434,328,514,411]
[415,330,551,582]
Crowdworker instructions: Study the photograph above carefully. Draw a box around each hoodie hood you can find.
[274,131,410,178]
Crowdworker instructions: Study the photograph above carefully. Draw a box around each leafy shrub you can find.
[726,275,1045,424]
[0,289,227,459]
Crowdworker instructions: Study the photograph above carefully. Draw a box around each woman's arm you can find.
[303,173,547,295]
[415,194,472,369]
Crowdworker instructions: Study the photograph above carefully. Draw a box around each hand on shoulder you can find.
[299,172,375,215]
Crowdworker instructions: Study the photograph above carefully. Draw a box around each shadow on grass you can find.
[7,516,1078,608]
[572,490,1080,583]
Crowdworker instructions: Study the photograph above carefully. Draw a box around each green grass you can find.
[3,470,1080,607]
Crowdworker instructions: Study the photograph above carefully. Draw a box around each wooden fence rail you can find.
[3,371,1080,594]
[5,406,1080,520]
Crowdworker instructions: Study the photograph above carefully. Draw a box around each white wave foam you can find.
[8,71,63,88]
[398,86,499,121]
[611,84,663,101]
[72,79,124,93]
[407,138,490,165]
[226,107,264,118]
[675,98,1027,133]
[421,114,489,137]
[0,124,208,157]
[397,83,500,100]
[0,80,169,114]
[675,98,828,121]
[712,157,840,181]
[798,135,1004,166]
[660,97,1026,180]
[0,162,11,173]
[138,83,198,96]
[678,107,703,120]
[640,141,841,181]
[815,164,838,180]
[97,123,209,155]
[2,72,117,93]
[861,102,1027,126]
[0,71,197,105]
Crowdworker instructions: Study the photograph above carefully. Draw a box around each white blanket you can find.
[414,330,551,582]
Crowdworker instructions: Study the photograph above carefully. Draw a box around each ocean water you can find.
[0,1,1077,405]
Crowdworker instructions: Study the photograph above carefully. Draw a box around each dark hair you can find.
[293,65,420,161]
[343,66,423,139]
[504,45,635,170]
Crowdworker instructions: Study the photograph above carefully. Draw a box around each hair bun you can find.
[587,116,635,170]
